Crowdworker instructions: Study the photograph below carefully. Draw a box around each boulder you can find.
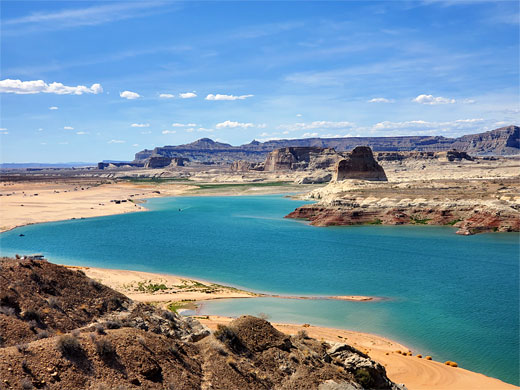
[334,146,387,181]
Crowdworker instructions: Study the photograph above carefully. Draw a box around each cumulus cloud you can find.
[0,128,8,135]
[296,114,303,117]
[172,123,197,127]
[413,94,456,105]
[76,131,87,135]
[49,106,59,110]
[159,93,174,99]
[162,130,176,134]
[64,126,74,130]
[0,79,102,95]
[133,144,140,147]
[120,90,140,99]
[302,132,319,138]
[215,120,254,129]
[179,92,197,99]
[205,94,253,101]
[368,97,393,103]
[131,123,150,128]
[108,139,125,144]
[140,130,151,135]
[278,120,355,131]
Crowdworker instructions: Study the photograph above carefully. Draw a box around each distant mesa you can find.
[96,125,519,169]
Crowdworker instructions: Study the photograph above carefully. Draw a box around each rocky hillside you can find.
[0,258,404,389]
[132,126,519,164]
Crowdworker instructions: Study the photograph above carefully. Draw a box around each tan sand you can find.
[0,181,195,232]
[199,316,519,390]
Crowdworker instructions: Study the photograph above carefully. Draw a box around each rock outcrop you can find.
[0,258,404,389]
[230,160,264,172]
[334,146,388,181]
[130,126,519,166]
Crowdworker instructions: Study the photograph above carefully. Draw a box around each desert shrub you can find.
[0,305,16,316]
[416,354,422,358]
[94,338,116,361]
[88,279,102,291]
[95,323,106,335]
[36,330,49,340]
[354,368,373,387]
[425,356,432,360]
[23,309,41,322]
[16,343,28,353]
[104,320,121,329]
[214,325,245,353]
[296,330,308,340]
[57,335,83,358]
[47,297,60,309]
[257,312,270,320]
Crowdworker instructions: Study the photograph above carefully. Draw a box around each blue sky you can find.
[1,0,518,163]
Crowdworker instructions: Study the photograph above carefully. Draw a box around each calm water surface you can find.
[1,195,518,384]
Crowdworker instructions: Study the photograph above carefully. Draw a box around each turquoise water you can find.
[0,195,518,385]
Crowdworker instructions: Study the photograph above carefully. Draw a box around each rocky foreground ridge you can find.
[131,126,519,165]
[286,178,520,235]
[0,258,404,389]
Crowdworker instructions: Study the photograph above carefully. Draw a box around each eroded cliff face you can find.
[285,178,520,235]
[263,147,343,171]
[334,146,388,181]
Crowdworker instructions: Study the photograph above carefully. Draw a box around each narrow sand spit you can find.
[73,266,518,390]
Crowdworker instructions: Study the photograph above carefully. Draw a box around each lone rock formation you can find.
[334,146,388,181]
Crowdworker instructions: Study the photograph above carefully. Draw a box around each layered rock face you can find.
[452,125,519,155]
[375,150,472,162]
[230,160,264,172]
[334,146,388,181]
[263,147,343,171]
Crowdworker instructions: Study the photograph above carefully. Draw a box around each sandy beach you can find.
[71,266,518,390]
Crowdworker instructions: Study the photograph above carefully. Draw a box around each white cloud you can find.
[368,97,393,103]
[172,122,197,127]
[162,130,176,134]
[49,106,59,110]
[0,128,7,131]
[205,93,254,101]
[159,93,175,99]
[372,118,486,134]
[0,129,8,135]
[257,123,267,128]
[76,131,87,135]
[278,120,355,131]
[462,98,476,104]
[108,139,125,144]
[37,128,43,131]
[413,94,456,105]
[179,92,197,99]
[215,120,254,129]
[0,79,102,95]
[120,90,140,99]
[296,114,303,117]
[131,123,150,128]
[302,132,319,138]
[58,142,68,145]
[64,126,74,130]
[133,143,140,147]
[140,130,151,134]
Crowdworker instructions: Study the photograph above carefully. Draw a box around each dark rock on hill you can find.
[334,147,388,181]
[0,258,404,389]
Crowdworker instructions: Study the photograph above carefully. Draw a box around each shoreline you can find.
[66,265,518,390]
